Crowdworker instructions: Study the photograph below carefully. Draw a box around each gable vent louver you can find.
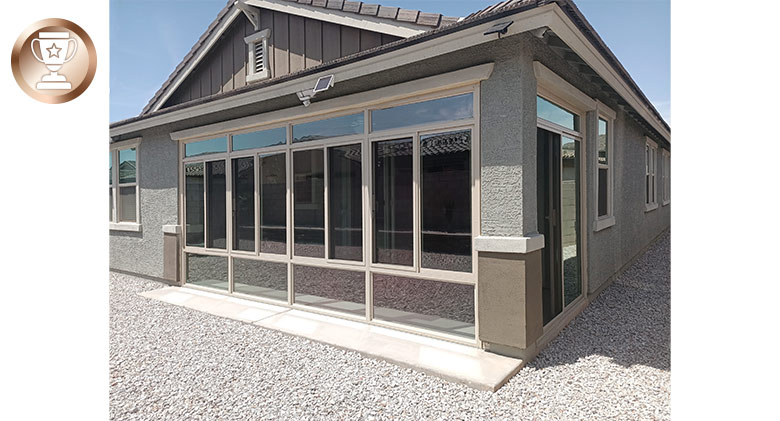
[254,42,264,73]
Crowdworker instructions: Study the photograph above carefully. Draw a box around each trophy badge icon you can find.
[31,31,78,90]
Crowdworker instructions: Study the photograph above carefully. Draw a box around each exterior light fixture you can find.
[483,21,513,38]
[297,74,335,107]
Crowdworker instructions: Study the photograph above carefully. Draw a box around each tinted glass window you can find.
[421,130,472,272]
[598,168,608,217]
[598,118,608,165]
[293,149,324,257]
[294,265,365,316]
[371,93,473,132]
[232,157,255,252]
[260,153,287,254]
[118,148,136,183]
[185,162,204,247]
[233,258,287,302]
[373,138,413,266]
[561,137,581,306]
[292,113,363,143]
[118,187,136,222]
[186,253,228,290]
[537,96,578,131]
[185,137,227,157]
[329,144,362,261]
[206,160,227,249]
[233,127,286,151]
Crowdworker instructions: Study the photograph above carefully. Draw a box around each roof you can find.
[140,0,460,115]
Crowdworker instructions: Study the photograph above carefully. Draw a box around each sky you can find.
[110,0,670,123]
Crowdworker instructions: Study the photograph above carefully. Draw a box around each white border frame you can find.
[661,148,670,206]
[245,29,271,83]
[645,137,659,212]
[109,138,141,232]
[594,100,616,232]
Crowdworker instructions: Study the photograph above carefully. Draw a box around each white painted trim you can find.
[109,137,141,150]
[645,202,658,213]
[596,100,616,119]
[593,216,615,232]
[110,222,142,232]
[533,62,596,112]
[244,0,427,38]
[244,28,270,44]
[474,234,545,254]
[170,63,493,140]
[151,8,242,113]
[162,224,181,234]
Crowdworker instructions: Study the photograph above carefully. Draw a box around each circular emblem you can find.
[10,19,97,104]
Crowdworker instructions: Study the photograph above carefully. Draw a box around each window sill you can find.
[662,200,670,207]
[246,71,269,84]
[593,216,615,232]
[645,203,659,213]
[110,222,142,232]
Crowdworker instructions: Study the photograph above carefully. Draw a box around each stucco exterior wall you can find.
[109,127,179,279]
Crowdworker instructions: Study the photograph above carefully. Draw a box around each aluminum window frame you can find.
[109,139,141,231]
[177,84,481,346]
[645,137,659,212]
[594,101,616,232]
[661,149,670,206]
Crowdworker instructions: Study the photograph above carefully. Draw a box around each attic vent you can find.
[244,29,270,83]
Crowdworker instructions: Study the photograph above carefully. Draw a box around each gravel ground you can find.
[110,232,670,420]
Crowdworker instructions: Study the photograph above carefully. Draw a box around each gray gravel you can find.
[110,232,670,420]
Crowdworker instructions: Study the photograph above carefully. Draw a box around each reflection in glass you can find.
[561,137,581,306]
[233,258,287,301]
[294,265,365,316]
[421,130,472,272]
[260,153,287,254]
[329,144,362,261]
[233,127,286,151]
[185,163,204,246]
[186,253,228,290]
[292,113,363,143]
[118,148,136,183]
[537,96,578,131]
[118,187,136,222]
[598,168,608,217]
[185,137,227,157]
[109,187,113,221]
[371,93,474,132]
[373,138,413,266]
[109,151,113,185]
[206,161,227,249]
[232,157,254,252]
[373,274,475,338]
[293,149,324,257]
[598,118,608,165]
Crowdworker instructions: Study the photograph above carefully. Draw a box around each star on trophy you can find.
[31,32,78,90]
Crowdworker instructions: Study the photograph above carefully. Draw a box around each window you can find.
[293,149,325,257]
[661,150,671,205]
[645,138,658,211]
[594,108,615,231]
[537,95,579,131]
[370,93,473,132]
[292,113,364,143]
[244,29,270,83]
[109,142,140,229]
[328,144,363,261]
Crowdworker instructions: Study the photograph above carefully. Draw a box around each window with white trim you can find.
[596,117,612,219]
[645,138,658,211]
[110,145,140,225]
[661,149,670,205]
[244,29,270,83]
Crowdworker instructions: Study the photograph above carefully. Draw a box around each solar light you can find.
[296,74,335,107]
[484,21,513,37]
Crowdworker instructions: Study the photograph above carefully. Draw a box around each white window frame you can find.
[594,101,616,231]
[661,149,670,206]
[245,29,270,83]
[645,137,658,212]
[109,138,141,232]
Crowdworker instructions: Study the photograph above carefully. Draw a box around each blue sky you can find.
[110,0,670,123]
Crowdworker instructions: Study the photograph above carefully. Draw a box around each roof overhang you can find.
[112,2,670,143]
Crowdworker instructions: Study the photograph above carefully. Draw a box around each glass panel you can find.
[185,163,205,247]
[537,96,578,131]
[373,274,475,339]
[293,149,324,257]
[186,253,228,290]
[109,151,113,185]
[232,157,254,252]
[233,258,287,302]
[109,188,114,221]
[328,144,362,261]
[420,130,472,273]
[118,148,136,183]
[118,186,136,222]
[373,138,413,266]
[371,93,473,132]
[293,265,365,316]
[598,118,608,165]
[292,113,363,143]
[233,127,286,151]
[259,153,287,254]
[561,136,581,306]
[185,137,227,157]
[206,161,227,249]
[598,168,608,217]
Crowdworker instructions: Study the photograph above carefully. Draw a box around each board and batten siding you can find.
[162,9,401,109]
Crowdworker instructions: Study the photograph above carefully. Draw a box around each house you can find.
[109,0,670,362]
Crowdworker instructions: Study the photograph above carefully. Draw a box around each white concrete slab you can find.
[139,286,524,391]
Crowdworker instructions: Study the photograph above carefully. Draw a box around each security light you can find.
[296,74,335,107]
[484,21,513,37]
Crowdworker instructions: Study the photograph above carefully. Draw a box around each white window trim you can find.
[661,149,671,206]
[594,101,616,232]
[110,138,141,231]
[245,29,270,83]
[645,137,658,212]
